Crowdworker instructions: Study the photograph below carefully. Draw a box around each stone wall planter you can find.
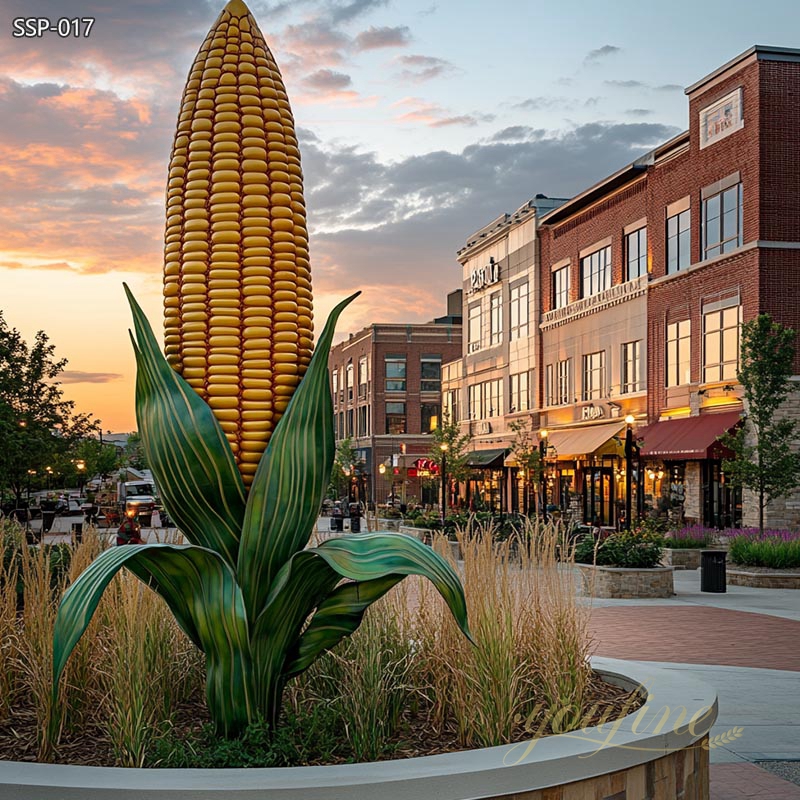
[577,563,675,598]
[664,548,703,570]
[0,658,717,800]
[727,568,800,589]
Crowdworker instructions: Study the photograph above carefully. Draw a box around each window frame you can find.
[702,302,741,384]
[468,302,482,353]
[384,354,407,393]
[582,351,605,401]
[666,209,691,274]
[385,401,407,434]
[580,246,611,298]
[665,319,691,388]
[625,227,648,280]
[702,183,743,260]
[509,280,529,340]
[489,291,503,346]
[621,340,642,394]
[552,265,570,309]
[509,371,529,413]
[420,354,442,393]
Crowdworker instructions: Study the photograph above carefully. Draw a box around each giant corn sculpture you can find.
[52,0,470,738]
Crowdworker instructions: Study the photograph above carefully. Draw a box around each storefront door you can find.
[702,460,742,529]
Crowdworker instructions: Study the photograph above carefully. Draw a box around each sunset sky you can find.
[1,0,798,432]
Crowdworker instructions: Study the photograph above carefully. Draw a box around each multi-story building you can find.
[446,45,800,529]
[328,293,462,506]
[444,197,566,512]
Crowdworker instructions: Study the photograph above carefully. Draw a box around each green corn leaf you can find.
[283,574,403,677]
[125,284,246,566]
[238,292,359,620]
[52,543,253,736]
[310,533,472,642]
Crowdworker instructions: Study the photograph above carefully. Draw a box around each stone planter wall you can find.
[577,564,674,598]
[0,659,716,800]
[664,548,703,570]
[727,569,800,589]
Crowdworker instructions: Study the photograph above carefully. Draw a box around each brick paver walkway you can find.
[710,764,800,799]
[589,606,800,671]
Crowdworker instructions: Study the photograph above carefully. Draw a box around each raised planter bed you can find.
[577,564,674,598]
[0,658,716,800]
[727,568,800,589]
[664,548,703,570]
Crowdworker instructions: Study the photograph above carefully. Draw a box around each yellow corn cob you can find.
[164,0,313,487]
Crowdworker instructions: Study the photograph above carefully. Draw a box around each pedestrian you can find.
[116,511,144,546]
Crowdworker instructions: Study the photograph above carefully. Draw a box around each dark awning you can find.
[465,448,508,468]
[639,410,742,460]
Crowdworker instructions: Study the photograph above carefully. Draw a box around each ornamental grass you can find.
[0,516,606,767]
[727,528,800,569]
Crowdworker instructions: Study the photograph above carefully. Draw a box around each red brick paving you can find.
[711,764,800,799]
[589,606,800,671]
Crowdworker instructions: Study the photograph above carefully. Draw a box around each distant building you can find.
[328,292,462,506]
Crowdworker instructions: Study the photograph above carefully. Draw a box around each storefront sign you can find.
[699,88,743,149]
[469,257,500,294]
[581,405,605,421]
[410,458,439,478]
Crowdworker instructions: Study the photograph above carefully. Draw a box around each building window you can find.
[510,371,529,413]
[625,228,647,280]
[546,359,571,406]
[468,303,481,353]
[346,408,354,437]
[385,402,406,434]
[703,304,741,383]
[420,355,442,392]
[357,405,369,437]
[666,209,691,274]
[582,351,605,401]
[358,356,368,399]
[332,368,339,405]
[468,379,503,419]
[621,341,642,394]
[345,362,354,402]
[421,403,441,433]
[444,389,459,424]
[580,246,611,298]
[703,184,743,259]
[666,320,691,387]
[384,354,406,392]
[337,411,344,440]
[509,281,529,340]
[489,291,502,346]
[553,266,570,309]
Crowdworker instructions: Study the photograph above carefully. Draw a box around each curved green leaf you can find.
[311,533,472,641]
[125,285,246,565]
[238,292,359,620]
[283,574,403,677]
[53,543,253,735]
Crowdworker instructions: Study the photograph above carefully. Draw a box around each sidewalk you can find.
[587,569,800,797]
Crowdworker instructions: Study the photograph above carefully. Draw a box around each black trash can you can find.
[41,510,56,534]
[349,503,361,533]
[71,522,83,543]
[330,511,343,533]
[701,549,727,593]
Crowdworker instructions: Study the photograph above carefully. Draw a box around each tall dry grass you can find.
[0,521,23,724]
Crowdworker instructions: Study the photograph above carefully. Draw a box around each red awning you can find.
[639,410,742,460]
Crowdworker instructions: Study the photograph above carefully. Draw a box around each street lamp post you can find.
[439,442,448,524]
[624,414,635,530]
[538,429,548,515]
[76,460,86,499]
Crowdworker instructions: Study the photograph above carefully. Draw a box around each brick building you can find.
[446,45,800,528]
[328,293,462,506]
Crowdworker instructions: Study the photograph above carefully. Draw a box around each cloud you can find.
[585,45,621,63]
[512,96,570,111]
[303,68,353,91]
[353,25,411,50]
[280,20,351,70]
[626,108,654,117]
[393,97,494,128]
[299,120,681,328]
[326,0,389,24]
[605,79,647,89]
[395,54,454,83]
[59,371,123,384]
[654,83,684,92]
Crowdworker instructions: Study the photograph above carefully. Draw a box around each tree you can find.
[721,314,800,534]
[0,312,98,504]
[124,431,148,470]
[508,418,545,514]
[329,437,363,501]
[428,414,472,510]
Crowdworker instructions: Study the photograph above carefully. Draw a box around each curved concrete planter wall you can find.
[664,548,703,570]
[0,658,716,800]
[577,563,675,598]
[728,568,800,589]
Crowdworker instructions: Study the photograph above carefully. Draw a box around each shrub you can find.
[666,525,716,549]
[575,528,664,569]
[728,529,800,569]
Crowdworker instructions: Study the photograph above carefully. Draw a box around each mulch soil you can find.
[0,672,641,767]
